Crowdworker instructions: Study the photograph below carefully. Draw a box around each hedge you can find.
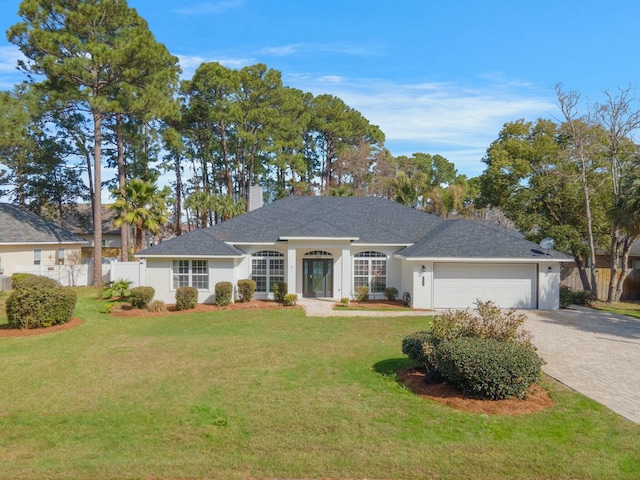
[215,282,233,307]
[237,279,256,302]
[129,286,155,309]
[176,286,198,310]
[6,276,76,329]
[434,337,542,400]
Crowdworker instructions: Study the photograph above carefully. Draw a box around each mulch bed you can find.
[396,366,553,415]
[0,317,83,337]
[110,299,296,317]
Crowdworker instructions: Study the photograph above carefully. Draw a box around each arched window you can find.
[252,250,285,293]
[353,251,386,294]
[303,250,332,258]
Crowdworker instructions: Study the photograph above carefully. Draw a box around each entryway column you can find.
[287,247,297,296]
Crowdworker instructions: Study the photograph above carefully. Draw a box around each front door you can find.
[303,259,333,298]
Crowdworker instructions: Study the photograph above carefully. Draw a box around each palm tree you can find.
[110,179,171,253]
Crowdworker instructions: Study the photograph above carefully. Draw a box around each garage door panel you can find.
[433,263,536,309]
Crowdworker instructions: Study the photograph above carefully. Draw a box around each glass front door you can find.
[303,259,333,298]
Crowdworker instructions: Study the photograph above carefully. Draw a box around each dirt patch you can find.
[397,366,553,415]
[110,300,297,317]
[0,317,83,338]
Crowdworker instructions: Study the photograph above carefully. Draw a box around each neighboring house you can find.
[0,203,88,284]
[57,204,122,261]
[137,196,571,310]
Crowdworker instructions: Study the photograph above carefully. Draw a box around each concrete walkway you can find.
[524,306,640,423]
[299,298,640,423]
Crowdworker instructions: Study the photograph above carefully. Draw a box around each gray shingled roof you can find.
[138,196,444,257]
[56,203,120,236]
[137,196,570,261]
[0,203,88,244]
[398,219,571,260]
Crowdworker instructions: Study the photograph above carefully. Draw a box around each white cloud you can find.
[259,42,380,58]
[0,45,21,73]
[285,74,559,176]
[174,0,243,16]
[176,53,253,79]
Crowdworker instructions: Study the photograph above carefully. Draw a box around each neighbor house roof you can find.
[397,219,571,260]
[137,195,570,261]
[0,203,88,244]
[57,203,120,236]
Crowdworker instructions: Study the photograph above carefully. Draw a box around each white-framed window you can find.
[172,260,209,289]
[252,250,285,293]
[33,249,42,265]
[353,251,386,294]
[57,248,65,265]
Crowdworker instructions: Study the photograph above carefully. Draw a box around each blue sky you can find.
[1,0,639,178]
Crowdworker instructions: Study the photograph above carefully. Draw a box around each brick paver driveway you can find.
[524,306,640,423]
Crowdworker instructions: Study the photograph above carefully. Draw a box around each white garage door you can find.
[433,263,537,309]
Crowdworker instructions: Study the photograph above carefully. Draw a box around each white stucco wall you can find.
[538,262,561,310]
[145,258,238,304]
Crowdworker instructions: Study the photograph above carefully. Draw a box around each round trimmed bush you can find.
[176,286,198,310]
[237,279,256,302]
[215,282,233,307]
[434,337,542,400]
[283,293,298,306]
[6,276,76,329]
[401,331,435,370]
[11,273,35,289]
[273,282,287,302]
[129,286,155,309]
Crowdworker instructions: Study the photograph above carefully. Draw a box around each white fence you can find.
[108,260,146,288]
[15,263,112,287]
[17,264,93,287]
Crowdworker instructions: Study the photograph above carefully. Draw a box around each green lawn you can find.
[591,300,640,319]
[0,288,639,479]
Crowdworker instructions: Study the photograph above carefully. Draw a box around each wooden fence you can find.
[561,265,640,301]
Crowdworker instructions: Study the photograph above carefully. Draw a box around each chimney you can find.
[249,185,264,212]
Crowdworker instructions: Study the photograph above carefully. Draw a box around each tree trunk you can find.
[116,113,129,262]
[174,152,183,237]
[607,228,621,302]
[573,254,592,292]
[612,234,639,302]
[92,110,103,288]
[135,223,144,252]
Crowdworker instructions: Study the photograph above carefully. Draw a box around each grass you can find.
[591,300,640,319]
[0,287,639,479]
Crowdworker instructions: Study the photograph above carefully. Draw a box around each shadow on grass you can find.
[373,357,410,375]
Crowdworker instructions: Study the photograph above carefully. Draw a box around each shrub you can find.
[176,286,198,310]
[129,286,155,309]
[101,278,133,299]
[402,331,435,369]
[434,337,542,400]
[237,279,256,302]
[273,282,287,302]
[283,293,298,306]
[560,286,592,308]
[354,285,369,302]
[340,297,350,307]
[215,282,233,307]
[431,300,532,347]
[11,273,35,289]
[147,300,168,314]
[6,276,77,329]
[383,287,398,301]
